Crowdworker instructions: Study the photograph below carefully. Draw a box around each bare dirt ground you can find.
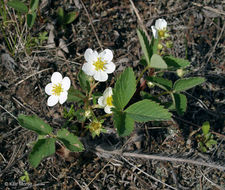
[0,0,225,189]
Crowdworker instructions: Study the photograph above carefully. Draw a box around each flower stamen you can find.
[52,83,63,96]
[93,58,106,71]
[106,96,113,107]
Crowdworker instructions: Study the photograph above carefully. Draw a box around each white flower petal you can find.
[155,19,167,30]
[104,106,112,114]
[82,63,95,76]
[98,96,105,107]
[47,95,59,107]
[99,49,113,63]
[104,62,115,74]
[84,48,98,63]
[151,26,158,39]
[103,87,113,97]
[62,77,71,91]
[45,83,53,95]
[59,91,68,104]
[93,70,108,82]
[51,72,63,84]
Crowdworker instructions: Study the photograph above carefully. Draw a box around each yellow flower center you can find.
[93,57,106,71]
[158,30,166,38]
[90,122,102,135]
[106,96,113,106]
[52,83,63,96]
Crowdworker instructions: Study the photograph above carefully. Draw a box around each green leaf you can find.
[173,77,205,92]
[202,121,210,136]
[30,0,39,12]
[78,70,90,92]
[150,54,167,69]
[146,76,172,91]
[64,11,79,24]
[57,128,84,152]
[29,138,56,168]
[57,7,64,25]
[27,12,36,28]
[67,87,85,103]
[18,114,52,135]
[140,91,160,103]
[113,110,134,137]
[206,139,217,148]
[150,36,158,56]
[163,56,190,69]
[174,93,187,115]
[125,100,172,122]
[137,29,151,66]
[112,68,136,110]
[8,0,28,13]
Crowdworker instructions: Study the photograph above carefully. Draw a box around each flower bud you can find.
[177,69,184,77]
[166,41,173,48]
[157,43,163,50]
[147,81,155,88]
[85,109,91,118]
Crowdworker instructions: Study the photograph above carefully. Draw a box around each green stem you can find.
[97,113,112,120]
[136,65,150,85]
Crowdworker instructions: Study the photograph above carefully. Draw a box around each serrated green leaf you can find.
[18,114,52,135]
[163,56,190,69]
[29,138,56,168]
[202,121,210,136]
[125,100,172,122]
[67,87,85,103]
[64,11,79,24]
[113,110,134,137]
[30,0,39,12]
[78,70,90,92]
[8,0,28,13]
[57,128,84,152]
[173,77,205,92]
[112,68,136,110]
[137,29,151,66]
[27,12,36,28]
[146,76,172,90]
[150,54,167,69]
[150,36,158,56]
[140,91,160,103]
[174,93,187,115]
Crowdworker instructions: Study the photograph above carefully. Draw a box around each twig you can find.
[121,156,177,190]
[129,0,151,42]
[200,170,224,190]
[0,104,18,121]
[15,68,51,86]
[79,0,103,50]
[192,2,225,16]
[94,147,225,171]
[206,23,225,63]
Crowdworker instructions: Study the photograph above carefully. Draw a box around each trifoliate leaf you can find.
[57,128,84,152]
[150,54,167,69]
[18,114,52,135]
[174,93,187,115]
[29,138,56,168]
[113,110,134,137]
[125,99,172,122]
[173,77,205,92]
[112,68,136,110]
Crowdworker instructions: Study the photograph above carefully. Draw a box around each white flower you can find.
[151,18,167,39]
[82,48,116,82]
[45,72,71,107]
[98,87,114,114]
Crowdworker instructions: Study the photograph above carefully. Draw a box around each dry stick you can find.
[121,156,178,190]
[15,68,52,86]
[95,147,225,171]
[79,0,103,51]
[206,23,225,63]
[192,2,225,16]
[129,0,151,42]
